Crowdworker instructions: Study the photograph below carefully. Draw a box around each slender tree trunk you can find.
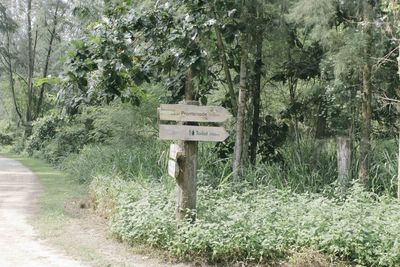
[176,67,198,222]
[314,96,327,139]
[36,0,60,118]
[4,32,23,121]
[358,65,372,184]
[233,35,249,177]
[289,77,300,144]
[249,34,263,165]
[348,80,357,181]
[25,0,34,135]
[215,26,237,116]
[358,2,373,184]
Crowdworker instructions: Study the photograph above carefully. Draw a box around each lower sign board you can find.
[168,159,179,178]
[159,125,229,142]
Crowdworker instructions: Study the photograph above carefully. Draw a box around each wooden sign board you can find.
[169,144,184,160]
[168,159,179,178]
[160,125,229,142]
[159,104,232,123]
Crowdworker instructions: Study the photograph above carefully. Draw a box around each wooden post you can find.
[397,131,400,199]
[176,68,198,222]
[337,137,351,193]
[397,43,400,199]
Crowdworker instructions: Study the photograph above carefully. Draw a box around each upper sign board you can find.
[159,104,232,123]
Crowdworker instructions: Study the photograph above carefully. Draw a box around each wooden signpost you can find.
[160,104,231,178]
[158,104,231,143]
[158,103,232,221]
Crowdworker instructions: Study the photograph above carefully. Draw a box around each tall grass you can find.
[61,141,169,184]
[368,139,398,196]
[197,137,337,193]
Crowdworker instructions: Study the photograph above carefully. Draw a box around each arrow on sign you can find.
[159,104,232,123]
[159,125,229,142]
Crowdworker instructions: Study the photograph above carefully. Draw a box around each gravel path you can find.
[0,156,86,267]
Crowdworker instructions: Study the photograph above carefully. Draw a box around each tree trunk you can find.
[358,64,372,184]
[337,137,351,194]
[358,2,373,184]
[233,35,249,177]
[25,0,34,135]
[4,31,23,121]
[215,26,237,116]
[176,67,198,222]
[35,0,60,119]
[249,33,263,165]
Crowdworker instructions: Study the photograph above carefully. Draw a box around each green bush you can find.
[89,176,400,266]
[26,114,90,164]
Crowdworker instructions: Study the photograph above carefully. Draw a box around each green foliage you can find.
[33,77,62,88]
[0,121,15,146]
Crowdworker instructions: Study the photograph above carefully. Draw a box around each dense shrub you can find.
[89,176,400,266]
[0,132,13,145]
[26,100,159,165]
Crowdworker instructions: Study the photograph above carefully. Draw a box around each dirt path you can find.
[0,156,86,267]
[0,155,193,267]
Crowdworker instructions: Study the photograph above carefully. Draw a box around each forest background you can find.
[1,0,400,265]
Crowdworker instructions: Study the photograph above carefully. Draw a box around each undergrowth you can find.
[90,175,400,266]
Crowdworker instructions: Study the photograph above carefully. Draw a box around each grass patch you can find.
[3,153,86,224]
